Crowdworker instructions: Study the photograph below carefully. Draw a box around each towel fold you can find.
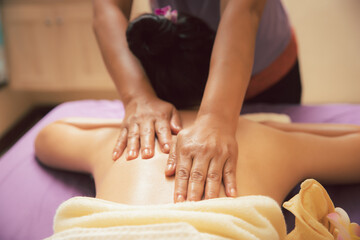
[46,196,287,240]
[284,179,335,240]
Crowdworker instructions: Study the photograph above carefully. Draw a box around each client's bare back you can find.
[35,111,360,205]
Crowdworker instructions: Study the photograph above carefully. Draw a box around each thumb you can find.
[170,108,182,134]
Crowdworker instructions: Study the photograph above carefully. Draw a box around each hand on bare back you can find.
[165,114,238,202]
[112,96,182,160]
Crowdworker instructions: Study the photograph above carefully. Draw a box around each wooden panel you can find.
[55,1,113,90]
[3,3,61,89]
[3,0,114,91]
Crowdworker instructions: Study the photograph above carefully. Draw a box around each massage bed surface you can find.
[1,100,359,240]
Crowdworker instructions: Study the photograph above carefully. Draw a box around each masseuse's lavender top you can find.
[152,0,292,75]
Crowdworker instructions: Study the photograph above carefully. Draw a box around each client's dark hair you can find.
[126,13,215,109]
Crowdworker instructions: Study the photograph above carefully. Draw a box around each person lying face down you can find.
[35,110,360,239]
[36,14,360,231]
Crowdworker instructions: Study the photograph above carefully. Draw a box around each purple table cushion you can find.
[1,100,360,239]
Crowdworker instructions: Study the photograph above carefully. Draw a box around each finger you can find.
[165,137,177,177]
[112,128,128,161]
[126,123,140,160]
[140,120,155,159]
[170,108,182,134]
[187,156,210,201]
[155,120,172,153]
[204,157,224,199]
[223,157,237,197]
[174,150,192,203]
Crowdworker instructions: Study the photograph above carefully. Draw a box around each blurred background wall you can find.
[0,0,360,137]
[283,0,360,103]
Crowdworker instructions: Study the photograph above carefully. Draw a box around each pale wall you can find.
[283,0,360,104]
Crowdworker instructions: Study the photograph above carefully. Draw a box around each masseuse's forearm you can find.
[93,0,156,105]
[198,0,266,128]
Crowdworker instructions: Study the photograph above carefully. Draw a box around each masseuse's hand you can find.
[165,115,238,202]
[112,96,182,160]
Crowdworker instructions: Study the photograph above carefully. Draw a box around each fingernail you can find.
[112,151,118,161]
[230,188,237,197]
[144,148,150,155]
[127,150,135,160]
[176,194,185,203]
[166,163,173,172]
[163,143,170,152]
[142,148,151,158]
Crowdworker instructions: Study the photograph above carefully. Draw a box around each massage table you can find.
[1,100,359,240]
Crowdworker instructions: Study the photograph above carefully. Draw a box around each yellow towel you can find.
[46,196,287,240]
[242,113,291,123]
[284,179,335,240]
[46,179,343,239]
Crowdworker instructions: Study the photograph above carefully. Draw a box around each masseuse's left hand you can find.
[165,114,238,202]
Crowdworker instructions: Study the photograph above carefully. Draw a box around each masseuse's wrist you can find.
[122,87,157,107]
[198,97,241,130]
[198,94,240,127]
[195,111,238,132]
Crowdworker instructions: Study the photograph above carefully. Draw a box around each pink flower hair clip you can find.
[327,207,360,240]
[154,5,178,23]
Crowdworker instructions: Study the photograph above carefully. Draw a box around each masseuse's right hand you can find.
[112,96,182,160]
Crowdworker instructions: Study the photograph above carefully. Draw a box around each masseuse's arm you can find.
[166,0,267,202]
[93,0,182,160]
